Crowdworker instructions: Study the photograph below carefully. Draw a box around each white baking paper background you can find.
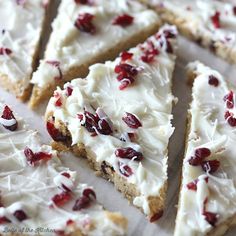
[1,1,236,235]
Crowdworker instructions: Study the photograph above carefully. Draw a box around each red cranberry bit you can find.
[201,160,220,174]
[150,210,163,222]
[46,119,68,142]
[0,216,11,224]
[115,147,143,161]
[225,111,236,127]
[14,210,27,221]
[188,147,211,166]
[52,192,72,207]
[61,172,71,178]
[120,51,133,61]
[46,60,63,81]
[66,219,75,226]
[208,75,219,87]
[224,91,234,109]
[0,47,12,55]
[24,147,52,166]
[74,0,90,4]
[186,179,199,191]
[55,97,62,107]
[66,86,73,97]
[141,40,159,63]
[163,29,176,39]
[211,11,221,28]
[122,112,142,129]
[83,188,96,200]
[1,105,18,131]
[112,14,134,27]
[75,13,95,34]
[73,195,90,211]
[118,162,133,177]
[203,211,218,226]
[114,63,138,90]
[55,230,66,236]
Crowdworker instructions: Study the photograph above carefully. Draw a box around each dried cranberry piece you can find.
[75,13,95,34]
[66,86,73,97]
[201,160,220,173]
[225,111,236,127]
[24,147,52,166]
[66,219,74,226]
[55,230,66,236]
[0,216,11,224]
[46,119,68,142]
[122,112,142,129]
[46,61,63,81]
[72,195,90,211]
[224,91,234,109]
[150,210,163,222]
[208,75,219,87]
[203,211,218,226]
[141,40,159,63]
[211,11,220,28]
[61,172,70,178]
[112,14,134,27]
[55,98,62,107]
[74,0,90,4]
[118,162,133,177]
[120,51,133,61]
[0,47,12,55]
[97,119,113,135]
[52,192,72,207]
[1,105,18,131]
[115,147,143,161]
[14,210,27,221]
[188,147,211,166]
[83,188,96,200]
[163,29,176,39]
[186,179,199,191]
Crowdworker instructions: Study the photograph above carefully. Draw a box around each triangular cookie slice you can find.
[140,0,236,64]
[175,61,236,235]
[29,0,161,108]
[0,0,51,101]
[45,25,178,221]
[0,102,127,235]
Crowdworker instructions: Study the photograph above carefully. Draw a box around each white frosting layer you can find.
[46,25,178,216]
[31,0,160,88]
[175,62,236,235]
[144,0,236,52]
[0,102,126,236]
[0,0,46,91]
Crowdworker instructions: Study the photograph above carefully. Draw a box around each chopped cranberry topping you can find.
[73,195,90,211]
[55,230,66,236]
[150,210,163,222]
[66,219,75,226]
[186,179,199,191]
[114,63,138,90]
[112,14,134,27]
[208,75,219,87]
[24,147,52,166]
[188,147,211,166]
[115,147,143,161]
[83,188,96,200]
[163,29,176,39]
[118,162,133,177]
[203,211,218,226]
[52,191,72,207]
[122,112,142,129]
[46,119,68,142]
[54,92,62,107]
[78,109,113,135]
[66,86,73,97]
[61,172,70,178]
[14,210,27,221]
[74,0,90,4]
[74,13,95,34]
[120,51,133,61]
[0,216,11,224]
[46,60,63,81]
[225,111,236,127]
[224,91,234,109]
[141,40,159,63]
[0,105,18,131]
[0,47,12,55]
[201,160,220,173]
[211,11,221,28]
